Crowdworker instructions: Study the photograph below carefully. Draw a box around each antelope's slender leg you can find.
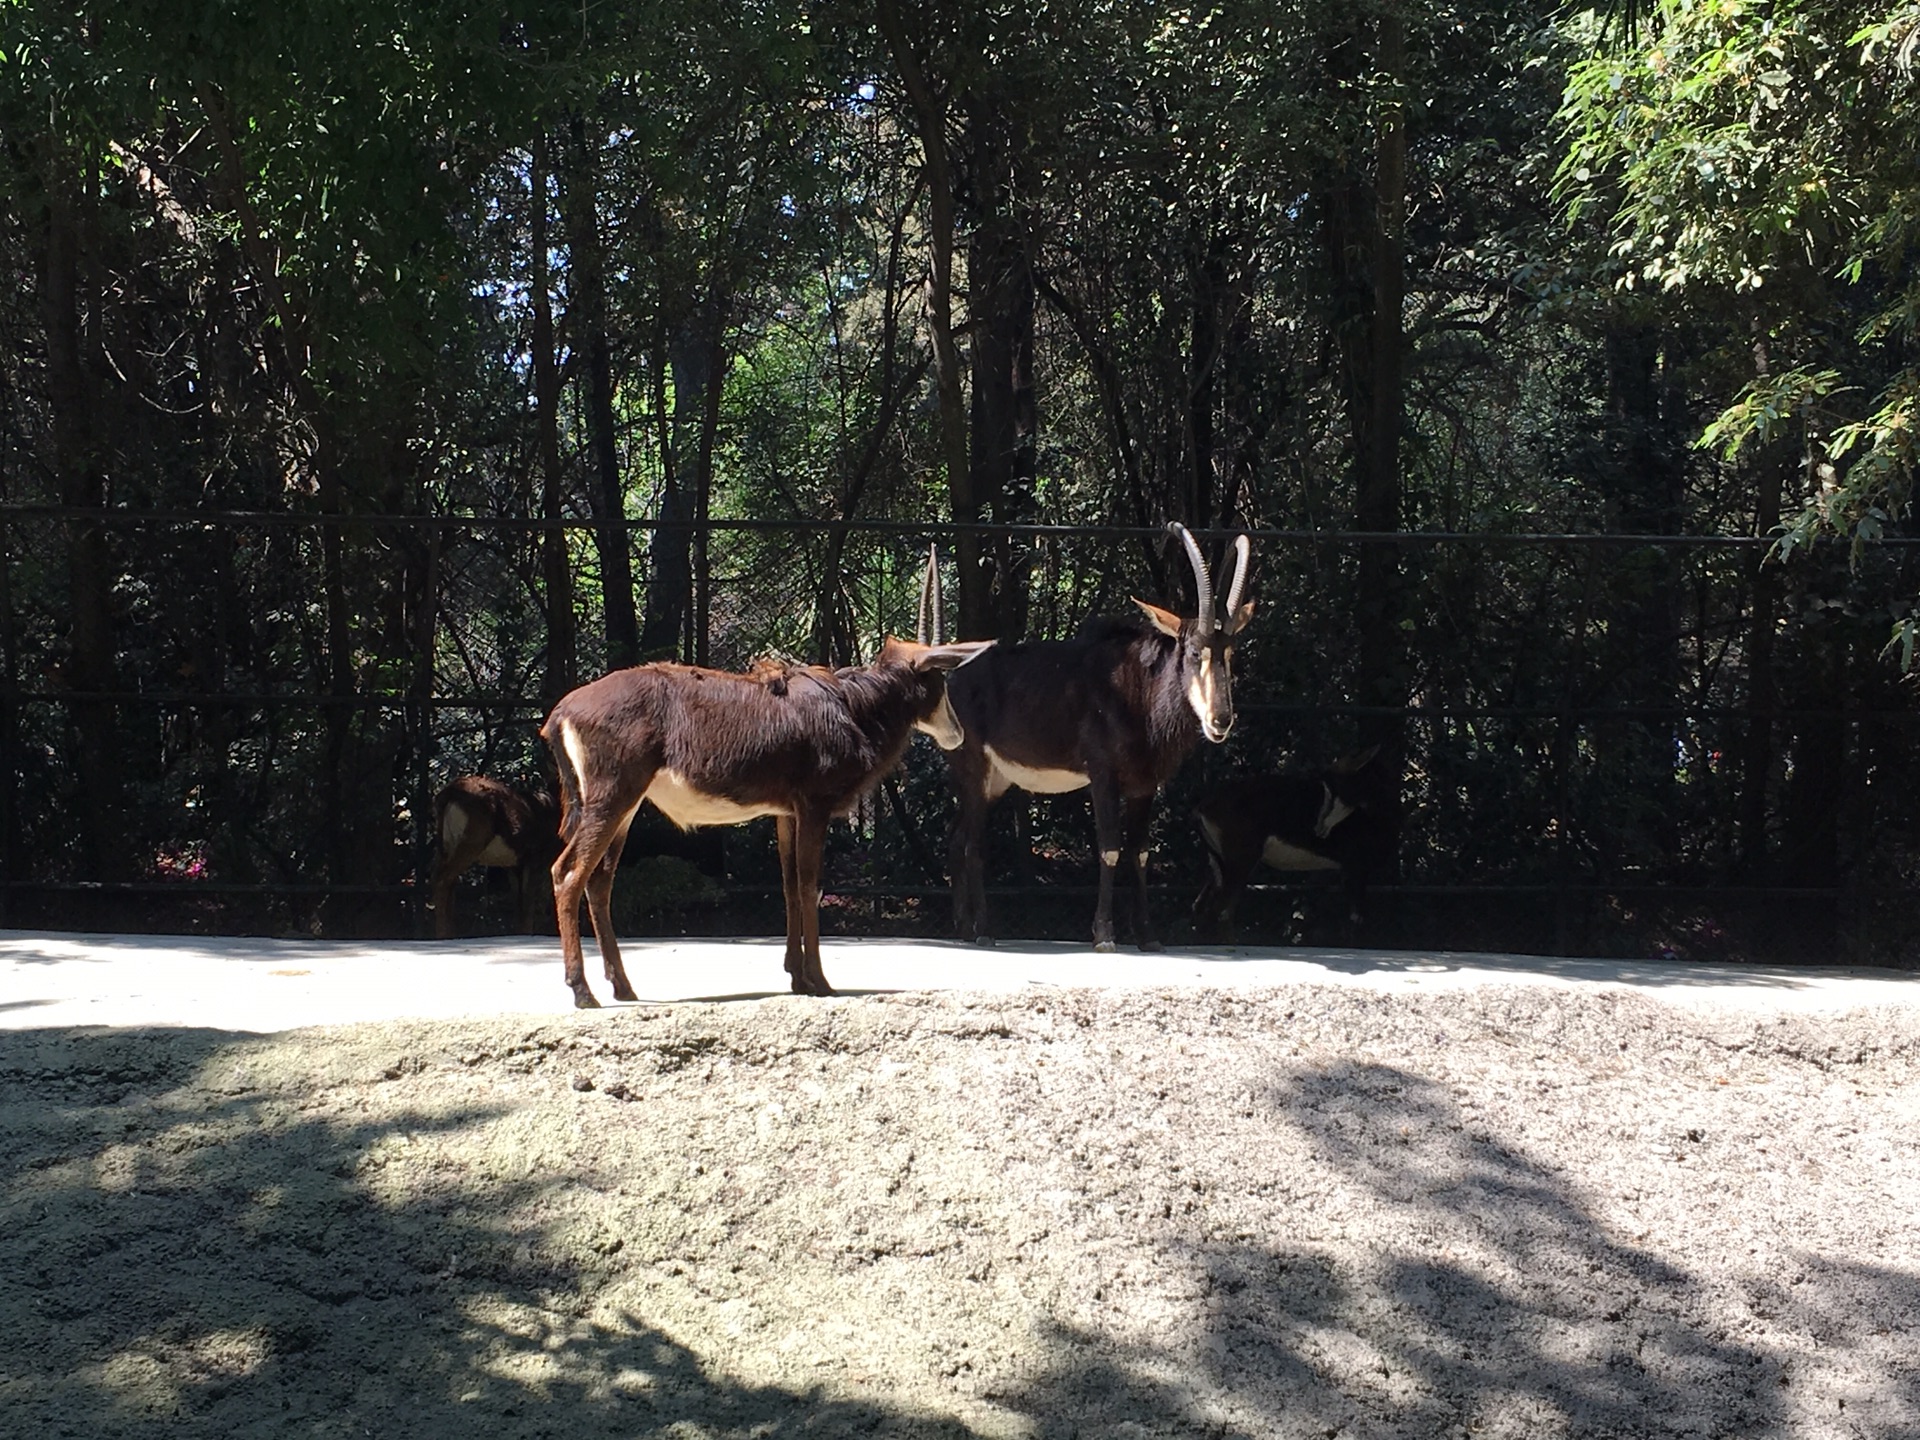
[1122,793,1160,951]
[428,847,476,940]
[948,747,995,944]
[791,805,833,995]
[1089,773,1124,953]
[551,779,648,1009]
[776,813,804,978]
[517,855,554,936]
[1193,821,1256,944]
[585,822,636,1001]
[553,835,608,1009]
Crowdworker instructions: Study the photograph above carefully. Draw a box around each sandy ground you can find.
[1,929,1917,1438]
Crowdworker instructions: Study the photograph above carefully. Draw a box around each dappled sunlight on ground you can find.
[1,985,1915,1436]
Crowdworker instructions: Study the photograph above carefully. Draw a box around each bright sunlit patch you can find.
[84,1328,271,1418]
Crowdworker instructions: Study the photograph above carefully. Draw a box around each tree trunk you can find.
[643,285,728,661]
[1315,11,1408,894]
[1188,238,1227,531]
[813,196,927,663]
[877,0,988,640]
[530,126,577,708]
[967,213,1037,639]
[962,85,1038,640]
[564,117,641,672]
[1739,465,1785,876]
[0,513,20,920]
[1322,11,1408,798]
[1597,313,1685,870]
[1034,273,1162,590]
[1738,324,1784,877]
[1783,619,1844,889]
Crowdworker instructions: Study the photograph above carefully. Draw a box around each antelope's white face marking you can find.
[1186,649,1213,727]
[1187,644,1237,743]
[1314,783,1356,839]
[1262,837,1343,872]
[985,745,1089,794]
[644,768,782,830]
[915,690,966,750]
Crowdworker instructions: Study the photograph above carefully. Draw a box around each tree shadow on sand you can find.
[4,1028,1914,1440]
[992,1061,1919,1439]
[0,1025,978,1439]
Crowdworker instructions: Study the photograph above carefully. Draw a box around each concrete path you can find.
[2,928,1917,1034]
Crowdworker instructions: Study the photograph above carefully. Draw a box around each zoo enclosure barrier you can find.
[1,505,1916,958]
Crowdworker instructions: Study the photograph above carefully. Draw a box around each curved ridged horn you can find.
[917,547,931,643]
[1169,522,1213,628]
[1221,533,1252,618]
[930,544,945,644]
[916,544,945,645]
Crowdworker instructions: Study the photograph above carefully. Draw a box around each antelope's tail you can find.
[541,718,584,845]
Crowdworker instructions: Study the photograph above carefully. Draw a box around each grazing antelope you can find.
[540,557,991,1007]
[1191,747,1394,942]
[942,522,1254,951]
[426,775,562,938]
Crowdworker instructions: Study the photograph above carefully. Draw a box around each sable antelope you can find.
[540,556,990,1007]
[426,775,562,938]
[942,522,1254,951]
[1191,747,1393,942]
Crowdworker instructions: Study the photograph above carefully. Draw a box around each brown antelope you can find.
[540,558,991,1007]
[942,522,1254,951]
[426,775,562,938]
[1191,747,1394,942]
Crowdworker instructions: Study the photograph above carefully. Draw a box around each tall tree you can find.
[564,117,643,672]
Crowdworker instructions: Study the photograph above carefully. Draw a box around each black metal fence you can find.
[3,505,1917,963]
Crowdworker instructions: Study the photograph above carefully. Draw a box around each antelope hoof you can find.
[972,934,998,948]
[1138,937,1164,954]
[611,982,638,1003]
[572,989,601,1010]
[1093,939,1117,955]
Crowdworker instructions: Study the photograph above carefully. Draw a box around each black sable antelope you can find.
[1191,747,1393,942]
[426,775,562,938]
[540,564,990,1007]
[943,522,1254,951]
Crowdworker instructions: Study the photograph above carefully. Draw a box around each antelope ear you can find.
[1133,599,1184,637]
[914,639,995,672]
[1225,600,1255,636]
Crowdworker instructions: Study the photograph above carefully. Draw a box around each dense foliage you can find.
[1,0,1915,958]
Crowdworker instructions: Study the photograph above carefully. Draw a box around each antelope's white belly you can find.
[986,745,1090,794]
[476,836,519,866]
[645,769,782,829]
[1262,837,1342,872]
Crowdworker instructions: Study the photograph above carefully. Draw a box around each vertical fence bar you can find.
[1552,543,1599,955]
[0,507,15,928]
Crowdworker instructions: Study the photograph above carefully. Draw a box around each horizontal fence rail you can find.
[7,503,1920,547]
[3,689,1915,724]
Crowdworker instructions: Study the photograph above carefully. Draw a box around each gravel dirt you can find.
[2,970,1917,1438]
